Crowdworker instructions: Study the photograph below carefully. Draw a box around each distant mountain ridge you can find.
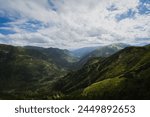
[0,44,77,99]
[24,46,78,69]
[75,43,129,68]
[71,46,99,58]
[0,43,150,99]
[55,44,150,99]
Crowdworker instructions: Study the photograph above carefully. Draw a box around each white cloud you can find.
[0,33,5,38]
[0,0,58,23]
[144,3,150,10]
[0,0,150,49]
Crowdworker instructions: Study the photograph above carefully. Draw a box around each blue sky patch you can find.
[138,0,150,14]
[0,29,15,35]
[18,20,44,32]
[115,0,150,21]
[115,9,137,21]
[0,16,13,27]
[0,17,12,23]
[0,16,16,34]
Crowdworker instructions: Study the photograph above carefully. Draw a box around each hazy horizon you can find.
[0,42,149,51]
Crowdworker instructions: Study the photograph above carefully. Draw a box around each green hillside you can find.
[25,46,78,69]
[0,44,76,99]
[75,43,129,69]
[57,45,150,99]
[0,44,150,99]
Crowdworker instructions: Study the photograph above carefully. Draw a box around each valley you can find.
[0,43,150,99]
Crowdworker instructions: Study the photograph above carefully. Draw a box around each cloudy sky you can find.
[0,0,150,49]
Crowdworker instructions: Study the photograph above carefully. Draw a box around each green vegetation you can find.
[75,43,129,69]
[57,45,150,99]
[0,44,77,99]
[0,44,150,99]
[82,77,125,99]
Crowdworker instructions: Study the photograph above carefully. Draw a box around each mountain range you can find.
[75,43,129,68]
[0,43,150,99]
[0,44,77,99]
[56,44,150,99]
[71,46,99,58]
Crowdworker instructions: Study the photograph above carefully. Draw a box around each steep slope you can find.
[25,46,78,69]
[82,62,150,99]
[1,44,150,99]
[0,44,77,99]
[57,45,150,99]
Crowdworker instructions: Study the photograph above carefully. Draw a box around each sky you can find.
[0,0,150,49]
